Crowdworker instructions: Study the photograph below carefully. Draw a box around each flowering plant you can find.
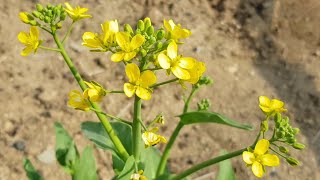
[19,3,305,180]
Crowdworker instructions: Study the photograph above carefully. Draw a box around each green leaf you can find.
[23,159,43,180]
[117,156,135,180]
[54,122,79,173]
[81,121,132,156]
[73,146,98,180]
[140,147,165,179]
[217,151,236,180]
[179,111,253,130]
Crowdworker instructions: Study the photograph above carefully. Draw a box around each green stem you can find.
[133,96,142,160]
[183,87,198,113]
[52,32,129,161]
[62,21,75,44]
[109,90,125,94]
[89,108,132,125]
[156,121,184,176]
[142,67,162,72]
[39,46,61,52]
[170,147,248,180]
[151,78,179,88]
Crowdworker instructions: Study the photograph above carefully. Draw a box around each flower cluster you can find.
[243,96,305,178]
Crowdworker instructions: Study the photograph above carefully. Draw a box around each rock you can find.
[37,148,55,164]
[4,120,16,136]
[12,140,25,151]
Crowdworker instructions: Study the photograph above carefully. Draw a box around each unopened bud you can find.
[60,13,66,21]
[140,49,147,57]
[292,128,300,135]
[278,146,289,153]
[56,22,62,29]
[144,17,152,28]
[292,143,305,150]
[156,42,163,49]
[124,24,133,34]
[286,157,300,166]
[287,137,296,144]
[29,20,37,26]
[148,36,156,44]
[156,30,165,40]
[36,4,44,12]
[146,26,154,36]
[137,20,145,31]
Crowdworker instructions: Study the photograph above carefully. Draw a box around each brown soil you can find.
[1,0,320,179]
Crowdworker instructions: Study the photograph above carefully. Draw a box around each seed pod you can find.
[137,20,145,31]
[292,143,305,150]
[278,146,289,153]
[36,4,44,12]
[286,157,299,166]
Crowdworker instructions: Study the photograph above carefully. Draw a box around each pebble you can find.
[37,148,56,164]
[4,121,16,135]
[12,140,25,151]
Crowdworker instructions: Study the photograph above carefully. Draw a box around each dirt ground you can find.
[1,0,320,179]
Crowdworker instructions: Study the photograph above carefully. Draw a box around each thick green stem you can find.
[133,96,142,161]
[156,122,184,176]
[52,32,129,161]
[170,147,248,180]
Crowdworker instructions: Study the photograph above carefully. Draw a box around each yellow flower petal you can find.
[19,12,29,23]
[64,2,73,11]
[158,53,171,69]
[111,52,125,62]
[167,41,178,59]
[261,154,280,167]
[163,19,174,31]
[116,32,130,51]
[270,99,285,110]
[172,66,190,80]
[140,70,157,87]
[242,151,255,165]
[259,96,270,107]
[130,34,145,50]
[124,52,137,61]
[136,87,151,100]
[178,57,195,69]
[21,46,33,56]
[124,83,136,98]
[68,90,90,111]
[125,63,140,83]
[254,139,270,155]
[252,161,264,178]
[82,32,103,48]
[30,26,39,40]
[18,32,29,44]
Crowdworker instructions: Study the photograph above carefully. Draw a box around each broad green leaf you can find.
[217,151,236,180]
[23,159,43,180]
[112,154,125,175]
[73,146,98,180]
[140,147,164,179]
[179,111,253,130]
[81,121,132,156]
[54,122,79,173]
[117,156,135,180]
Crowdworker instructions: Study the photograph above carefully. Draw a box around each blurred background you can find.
[1,0,319,179]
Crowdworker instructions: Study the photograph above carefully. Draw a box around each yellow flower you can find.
[157,41,195,80]
[83,81,107,102]
[130,170,147,180]
[64,2,92,21]
[259,96,287,115]
[19,12,32,24]
[111,32,145,62]
[186,61,206,84]
[142,128,167,148]
[82,20,119,49]
[68,90,90,111]
[242,139,280,178]
[18,26,42,56]
[163,19,191,41]
[124,63,157,100]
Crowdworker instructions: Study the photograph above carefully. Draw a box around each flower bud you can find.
[146,26,154,36]
[286,157,300,166]
[276,130,285,138]
[278,146,289,153]
[292,143,305,150]
[287,137,296,144]
[44,16,50,23]
[261,120,268,132]
[57,4,63,10]
[124,24,133,34]
[156,30,165,40]
[148,36,156,45]
[292,128,300,135]
[60,13,66,21]
[140,49,147,57]
[29,20,38,26]
[56,22,62,29]
[137,20,145,31]
[144,17,152,28]
[156,41,163,49]
[32,11,41,18]
[36,4,44,12]
[47,4,53,9]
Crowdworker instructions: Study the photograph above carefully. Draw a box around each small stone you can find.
[227,64,238,74]
[12,140,25,151]
[37,148,55,164]
[4,121,16,135]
